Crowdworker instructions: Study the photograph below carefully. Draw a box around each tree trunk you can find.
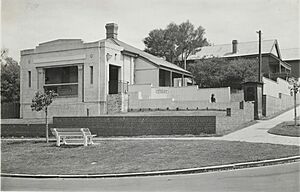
[45,107,49,143]
[294,89,297,126]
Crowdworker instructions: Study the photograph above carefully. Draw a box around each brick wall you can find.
[263,94,299,117]
[1,124,54,137]
[129,96,246,111]
[216,101,254,134]
[53,116,216,136]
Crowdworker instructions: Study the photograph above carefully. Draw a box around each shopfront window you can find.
[44,66,78,97]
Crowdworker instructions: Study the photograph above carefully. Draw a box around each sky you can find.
[1,0,299,62]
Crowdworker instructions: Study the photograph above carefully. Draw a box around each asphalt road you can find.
[1,162,300,192]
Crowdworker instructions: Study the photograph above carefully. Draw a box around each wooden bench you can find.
[50,128,96,146]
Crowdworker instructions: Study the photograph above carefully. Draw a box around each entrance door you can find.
[109,65,120,94]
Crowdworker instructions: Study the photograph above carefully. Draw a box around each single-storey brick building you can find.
[20,23,192,118]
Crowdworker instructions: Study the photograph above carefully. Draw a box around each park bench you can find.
[50,128,96,147]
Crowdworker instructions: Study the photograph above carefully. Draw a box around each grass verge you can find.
[1,140,299,175]
[268,121,300,137]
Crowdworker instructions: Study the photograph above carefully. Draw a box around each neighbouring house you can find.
[281,48,300,79]
[20,23,192,118]
[186,39,291,79]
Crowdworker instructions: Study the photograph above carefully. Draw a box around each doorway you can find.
[109,65,120,94]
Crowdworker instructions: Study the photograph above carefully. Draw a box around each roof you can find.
[187,39,280,60]
[280,48,300,61]
[107,38,191,75]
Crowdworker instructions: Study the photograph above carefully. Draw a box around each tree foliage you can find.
[31,90,58,143]
[31,90,58,112]
[188,57,258,89]
[144,20,209,66]
[1,49,20,103]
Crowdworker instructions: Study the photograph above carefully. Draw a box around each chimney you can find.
[232,40,238,53]
[105,23,118,39]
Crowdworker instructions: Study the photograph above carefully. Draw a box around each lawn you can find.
[268,121,300,137]
[1,140,299,175]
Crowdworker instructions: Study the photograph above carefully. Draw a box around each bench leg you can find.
[88,137,94,145]
[83,136,88,146]
[56,136,60,147]
[62,137,67,145]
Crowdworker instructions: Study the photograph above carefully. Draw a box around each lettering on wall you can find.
[156,89,169,94]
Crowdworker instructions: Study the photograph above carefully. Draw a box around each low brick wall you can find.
[216,101,254,134]
[53,116,216,136]
[129,95,246,111]
[1,124,54,137]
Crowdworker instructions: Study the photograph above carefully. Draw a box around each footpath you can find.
[213,106,300,146]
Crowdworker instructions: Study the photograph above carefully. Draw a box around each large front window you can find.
[44,66,78,97]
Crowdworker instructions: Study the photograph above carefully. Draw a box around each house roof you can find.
[187,39,280,60]
[280,48,300,61]
[107,38,191,75]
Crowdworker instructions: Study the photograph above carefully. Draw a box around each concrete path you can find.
[214,106,300,146]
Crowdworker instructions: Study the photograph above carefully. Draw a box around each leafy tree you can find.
[188,57,227,88]
[31,90,58,143]
[144,20,209,68]
[288,77,300,126]
[1,49,20,103]
[221,58,258,89]
[188,57,258,89]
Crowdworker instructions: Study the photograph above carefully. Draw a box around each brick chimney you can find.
[105,23,118,39]
[232,40,238,53]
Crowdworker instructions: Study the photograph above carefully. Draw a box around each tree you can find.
[188,57,227,88]
[220,58,258,89]
[144,20,209,68]
[188,57,258,89]
[1,49,20,103]
[31,90,58,143]
[288,77,300,126]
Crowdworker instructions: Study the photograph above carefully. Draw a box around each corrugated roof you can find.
[107,38,191,75]
[187,39,278,60]
[281,48,300,61]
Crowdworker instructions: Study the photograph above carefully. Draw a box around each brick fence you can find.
[1,124,53,137]
[1,101,255,137]
[52,116,216,136]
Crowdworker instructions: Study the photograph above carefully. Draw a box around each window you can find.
[44,66,78,97]
[28,71,31,87]
[90,66,93,84]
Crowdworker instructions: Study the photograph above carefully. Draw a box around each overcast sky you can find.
[1,0,299,62]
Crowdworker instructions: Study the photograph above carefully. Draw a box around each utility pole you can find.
[256,30,262,82]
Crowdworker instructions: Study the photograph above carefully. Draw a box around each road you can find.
[1,162,299,192]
